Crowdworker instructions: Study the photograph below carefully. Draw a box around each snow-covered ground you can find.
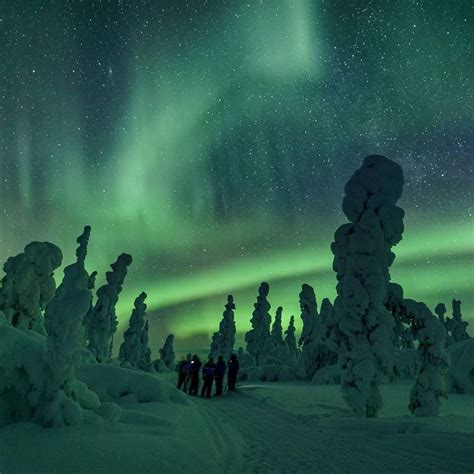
[1,376,473,473]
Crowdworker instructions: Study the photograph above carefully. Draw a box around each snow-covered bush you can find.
[445,299,469,346]
[329,155,404,417]
[284,315,298,366]
[209,295,236,361]
[405,299,450,416]
[270,306,288,365]
[0,241,62,334]
[87,253,133,363]
[159,334,175,370]
[245,282,273,366]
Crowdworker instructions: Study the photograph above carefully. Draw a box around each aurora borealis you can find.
[1,1,472,353]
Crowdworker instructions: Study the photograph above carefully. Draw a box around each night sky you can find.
[1,1,472,353]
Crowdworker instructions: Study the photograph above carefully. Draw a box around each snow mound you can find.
[0,321,117,427]
[76,363,189,405]
[447,338,474,394]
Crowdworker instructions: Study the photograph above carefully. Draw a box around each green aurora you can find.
[0,1,472,352]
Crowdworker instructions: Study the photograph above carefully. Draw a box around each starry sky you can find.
[1,1,473,353]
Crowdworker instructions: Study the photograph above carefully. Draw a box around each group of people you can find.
[176,353,240,398]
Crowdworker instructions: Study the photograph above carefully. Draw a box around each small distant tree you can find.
[159,334,175,370]
[406,300,450,416]
[319,298,333,325]
[270,306,288,365]
[209,295,236,361]
[400,325,414,350]
[139,320,153,371]
[434,303,447,326]
[445,299,469,346]
[245,282,272,366]
[284,315,298,365]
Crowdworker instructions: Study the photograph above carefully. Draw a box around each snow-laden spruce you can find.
[405,299,450,416]
[329,155,404,417]
[434,303,447,326]
[87,253,132,363]
[139,320,153,371]
[319,298,333,325]
[0,241,62,334]
[159,334,176,370]
[245,282,273,366]
[446,299,469,346]
[0,228,120,427]
[400,326,415,350]
[270,306,288,365]
[209,294,236,361]
[284,315,298,365]
[119,292,148,369]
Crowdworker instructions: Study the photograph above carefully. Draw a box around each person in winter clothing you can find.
[215,355,227,396]
[227,353,239,391]
[188,354,202,396]
[201,356,217,398]
[177,353,192,391]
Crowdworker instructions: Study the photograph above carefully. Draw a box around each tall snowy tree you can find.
[40,226,96,425]
[406,299,450,416]
[119,292,147,369]
[0,241,62,334]
[245,282,272,366]
[159,334,175,370]
[270,306,288,365]
[328,155,404,417]
[445,299,469,345]
[284,315,298,365]
[87,253,133,363]
[209,295,236,361]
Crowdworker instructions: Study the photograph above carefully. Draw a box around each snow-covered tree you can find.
[446,299,469,346]
[298,284,325,379]
[0,241,62,334]
[270,306,288,365]
[38,226,97,425]
[82,270,97,346]
[159,334,175,370]
[284,315,298,366]
[139,320,153,371]
[209,295,236,361]
[119,292,147,368]
[319,298,333,325]
[406,299,450,416]
[245,282,272,366]
[329,155,404,417]
[87,253,133,363]
[400,326,415,350]
[434,303,447,326]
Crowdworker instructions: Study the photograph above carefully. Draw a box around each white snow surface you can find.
[1,374,473,473]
